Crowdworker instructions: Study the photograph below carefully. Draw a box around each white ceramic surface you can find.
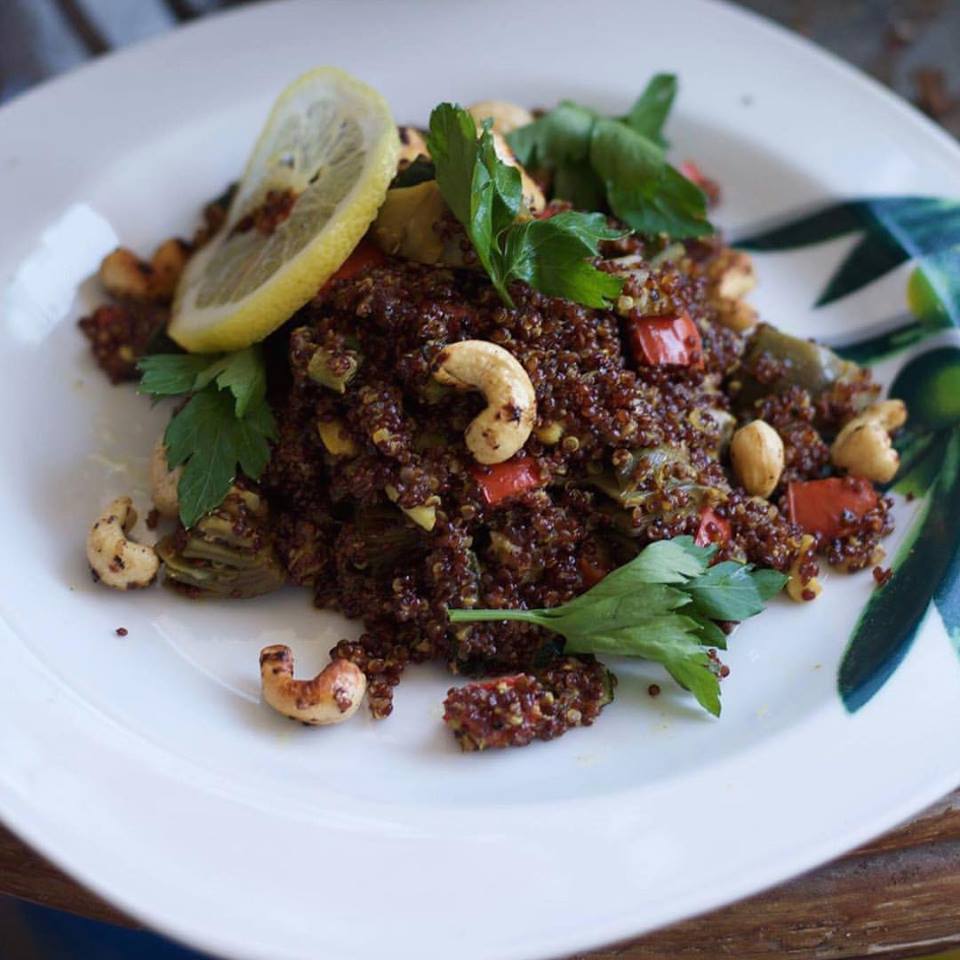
[1,2,960,959]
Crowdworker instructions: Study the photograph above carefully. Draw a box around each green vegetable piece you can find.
[212,347,266,418]
[738,323,861,409]
[501,210,625,308]
[426,102,626,309]
[138,353,218,397]
[506,79,713,239]
[164,384,276,528]
[156,486,286,599]
[622,74,678,147]
[307,346,360,394]
[140,346,276,527]
[448,534,783,717]
[590,118,710,239]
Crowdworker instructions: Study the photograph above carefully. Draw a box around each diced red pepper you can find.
[787,477,878,539]
[679,160,721,206]
[577,547,613,588]
[627,313,704,369]
[322,240,387,290]
[695,507,731,547]
[470,458,543,506]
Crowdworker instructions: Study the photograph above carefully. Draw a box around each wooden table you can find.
[3,789,960,959]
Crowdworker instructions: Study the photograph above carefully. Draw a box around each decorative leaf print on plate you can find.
[840,348,960,710]
[737,197,960,365]
[737,197,960,712]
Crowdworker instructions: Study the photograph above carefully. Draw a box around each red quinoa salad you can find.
[79,69,907,751]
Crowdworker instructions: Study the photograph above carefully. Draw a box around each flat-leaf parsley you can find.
[448,536,786,716]
[426,103,626,309]
[138,348,275,527]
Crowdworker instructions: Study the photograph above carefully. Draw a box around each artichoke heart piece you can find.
[157,486,286,599]
[590,445,720,532]
[737,324,863,410]
[307,345,360,393]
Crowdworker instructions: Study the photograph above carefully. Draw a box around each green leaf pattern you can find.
[738,196,960,711]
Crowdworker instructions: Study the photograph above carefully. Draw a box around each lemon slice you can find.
[169,67,400,352]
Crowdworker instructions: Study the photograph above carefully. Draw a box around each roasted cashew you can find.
[730,419,784,498]
[830,400,907,484]
[468,100,534,136]
[372,181,456,266]
[433,340,537,464]
[151,438,182,519]
[99,239,190,304]
[708,250,758,333]
[397,125,429,167]
[490,132,545,213]
[259,645,366,725]
[86,496,159,590]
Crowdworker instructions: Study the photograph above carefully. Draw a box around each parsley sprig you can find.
[506,74,713,240]
[448,536,786,716]
[138,348,276,527]
[425,103,626,309]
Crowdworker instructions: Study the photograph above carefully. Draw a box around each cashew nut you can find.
[86,496,160,590]
[468,100,535,136]
[99,238,190,304]
[151,438,182,519]
[433,340,537,464]
[730,419,785,498]
[490,132,545,213]
[708,250,758,333]
[830,400,907,484]
[372,181,456,266]
[397,125,429,167]
[259,645,366,725]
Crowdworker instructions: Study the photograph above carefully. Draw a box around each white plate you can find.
[2,2,960,959]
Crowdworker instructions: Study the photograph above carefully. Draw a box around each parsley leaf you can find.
[506,79,712,240]
[138,346,276,527]
[213,347,266,418]
[591,118,711,238]
[138,354,216,396]
[622,73,678,146]
[511,101,605,212]
[501,211,625,308]
[138,347,265,417]
[426,103,626,309]
[447,535,786,717]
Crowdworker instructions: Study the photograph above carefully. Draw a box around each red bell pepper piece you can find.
[577,549,612,588]
[627,313,704,369]
[471,458,543,506]
[322,240,387,290]
[787,477,878,539]
[679,160,721,206]
[695,507,731,547]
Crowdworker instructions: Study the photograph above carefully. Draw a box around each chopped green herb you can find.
[138,347,276,527]
[426,103,626,309]
[622,73,678,146]
[448,536,787,716]
[506,77,713,240]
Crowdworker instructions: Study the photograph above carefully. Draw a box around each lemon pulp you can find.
[170,67,400,353]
